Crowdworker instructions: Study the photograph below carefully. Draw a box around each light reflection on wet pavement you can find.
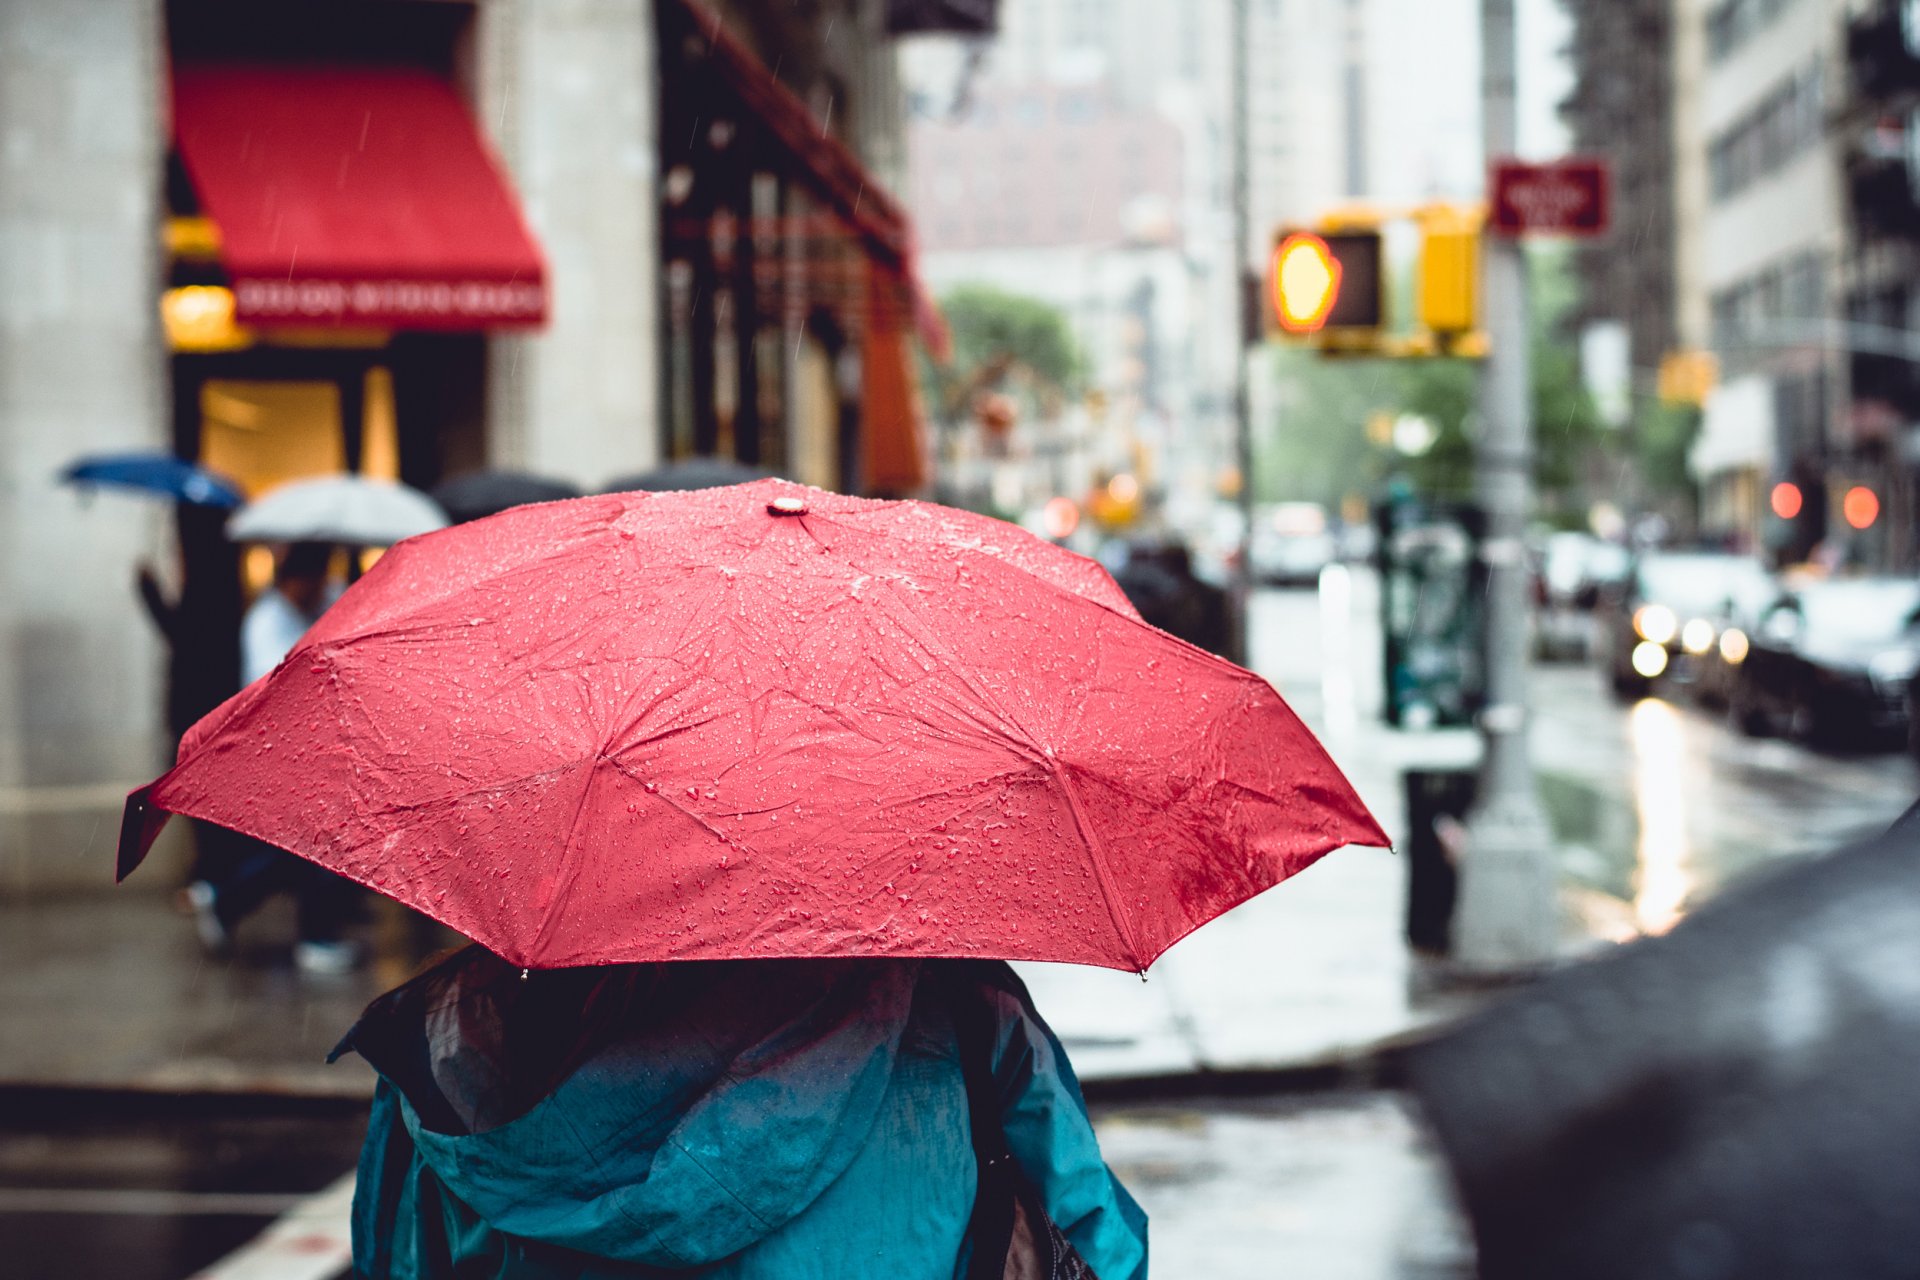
[1531,662,1917,935]
[1093,1092,1474,1279]
[1267,571,1918,941]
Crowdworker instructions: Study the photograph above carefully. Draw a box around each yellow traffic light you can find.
[1270,232,1342,333]
[1658,350,1718,406]
[1416,204,1479,335]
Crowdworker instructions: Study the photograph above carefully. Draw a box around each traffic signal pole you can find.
[1452,0,1560,974]
[1229,0,1256,666]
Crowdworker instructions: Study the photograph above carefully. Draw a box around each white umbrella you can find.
[227,476,448,546]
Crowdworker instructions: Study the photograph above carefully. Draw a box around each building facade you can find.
[1693,0,1850,560]
[1836,0,1920,567]
[1563,0,1681,407]
[1,0,927,893]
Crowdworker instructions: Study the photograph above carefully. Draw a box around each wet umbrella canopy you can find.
[227,475,449,546]
[120,481,1383,972]
[61,453,244,508]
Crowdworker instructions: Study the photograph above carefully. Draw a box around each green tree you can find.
[927,285,1083,418]
[1258,247,1608,519]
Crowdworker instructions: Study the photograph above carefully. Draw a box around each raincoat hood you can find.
[336,953,922,1269]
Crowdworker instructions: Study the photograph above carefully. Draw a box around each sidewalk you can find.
[0,572,1560,1098]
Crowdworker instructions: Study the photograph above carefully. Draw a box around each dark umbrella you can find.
[62,453,244,508]
[1399,802,1920,1280]
[432,470,582,524]
[603,457,771,494]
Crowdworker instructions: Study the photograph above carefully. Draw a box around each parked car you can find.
[1249,503,1336,586]
[1730,577,1920,748]
[1533,532,1631,661]
[1599,551,1773,702]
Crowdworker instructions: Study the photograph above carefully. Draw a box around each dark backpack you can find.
[947,971,1099,1280]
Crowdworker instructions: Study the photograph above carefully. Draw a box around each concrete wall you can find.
[0,0,172,895]
[478,0,661,490]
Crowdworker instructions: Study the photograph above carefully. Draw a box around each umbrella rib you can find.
[1050,759,1148,973]
[526,758,603,962]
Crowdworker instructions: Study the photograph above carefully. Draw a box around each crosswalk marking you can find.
[189,1173,354,1280]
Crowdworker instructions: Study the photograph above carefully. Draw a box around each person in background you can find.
[135,503,243,743]
[136,504,250,930]
[185,541,363,975]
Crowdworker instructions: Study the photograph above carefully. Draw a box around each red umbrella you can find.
[119,481,1384,972]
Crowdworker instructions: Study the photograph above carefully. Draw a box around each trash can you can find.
[1402,768,1476,954]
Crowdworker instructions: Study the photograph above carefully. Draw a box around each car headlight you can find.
[1680,618,1715,655]
[1634,604,1677,645]
[1718,628,1749,665]
[1631,641,1670,679]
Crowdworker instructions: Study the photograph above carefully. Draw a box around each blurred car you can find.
[1336,520,1378,564]
[1598,551,1773,701]
[1187,503,1246,588]
[1690,563,1783,708]
[1249,503,1336,586]
[1729,577,1920,748]
[1533,532,1631,661]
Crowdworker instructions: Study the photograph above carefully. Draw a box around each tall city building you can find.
[1563,0,1681,397]
[1689,0,1851,556]
[903,0,1480,523]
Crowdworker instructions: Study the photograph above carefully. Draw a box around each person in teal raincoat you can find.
[334,950,1148,1278]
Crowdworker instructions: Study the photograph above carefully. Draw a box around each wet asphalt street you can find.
[5,580,1913,1278]
[0,1091,366,1280]
[0,1087,1472,1280]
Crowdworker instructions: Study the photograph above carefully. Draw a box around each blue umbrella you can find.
[62,453,245,509]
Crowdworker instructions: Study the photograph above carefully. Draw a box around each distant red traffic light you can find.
[1844,486,1880,530]
[1770,481,1803,521]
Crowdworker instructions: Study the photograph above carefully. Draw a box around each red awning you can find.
[171,65,547,330]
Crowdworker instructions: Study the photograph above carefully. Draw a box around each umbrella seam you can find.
[527,759,605,961]
[831,499,1272,677]
[859,573,1047,758]
[1050,759,1147,972]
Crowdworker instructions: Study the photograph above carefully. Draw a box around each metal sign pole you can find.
[1452,0,1559,974]
[1230,0,1256,667]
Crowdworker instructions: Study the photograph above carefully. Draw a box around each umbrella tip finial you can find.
[519,967,530,982]
[768,496,808,516]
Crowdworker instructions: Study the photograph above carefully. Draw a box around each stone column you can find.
[478,0,662,489]
[0,1,171,894]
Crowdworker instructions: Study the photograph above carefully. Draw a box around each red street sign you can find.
[1489,158,1610,237]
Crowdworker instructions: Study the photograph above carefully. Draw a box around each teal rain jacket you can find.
[335,956,1147,1279]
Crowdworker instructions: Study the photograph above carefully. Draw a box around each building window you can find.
[1710,249,1827,352]
[1707,0,1797,63]
[1708,63,1824,201]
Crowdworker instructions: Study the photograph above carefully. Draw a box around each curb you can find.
[0,1023,1465,1119]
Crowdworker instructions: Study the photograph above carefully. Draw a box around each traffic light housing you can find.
[1416,204,1478,336]
[1319,229,1385,330]
[1268,218,1385,349]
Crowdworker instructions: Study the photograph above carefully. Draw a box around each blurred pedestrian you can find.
[136,504,251,912]
[135,503,243,743]
[185,541,363,974]
[335,953,1148,1279]
[1111,539,1231,657]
